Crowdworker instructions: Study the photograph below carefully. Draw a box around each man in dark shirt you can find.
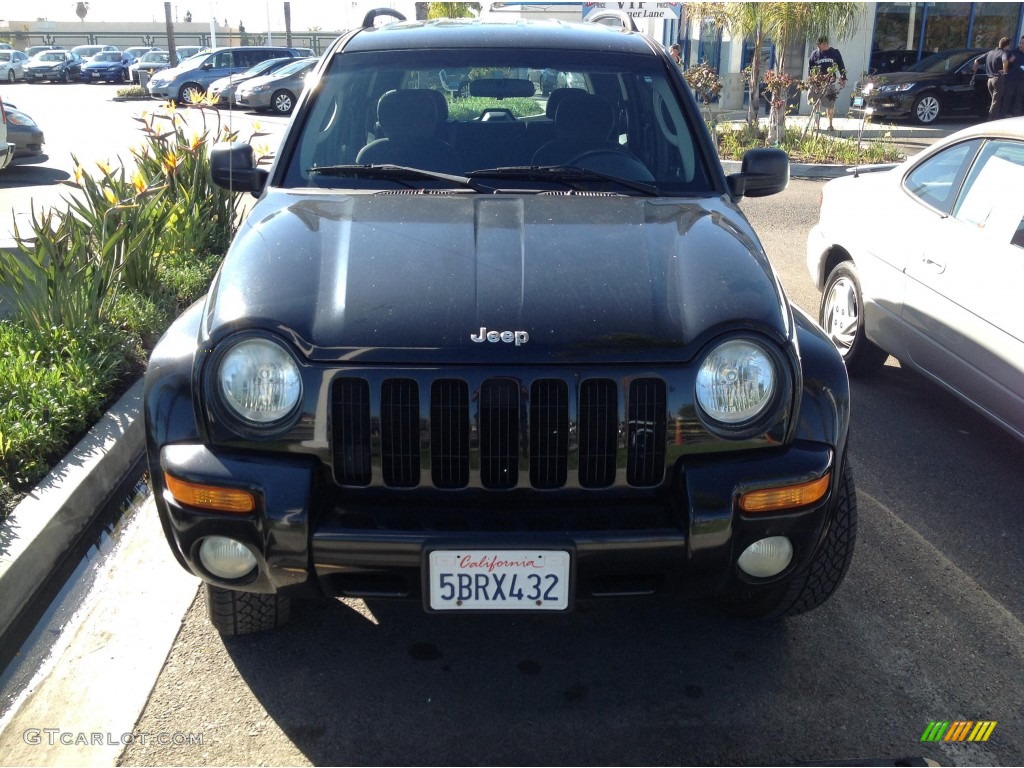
[984,37,1012,119]
[808,35,847,131]
[1004,36,1024,117]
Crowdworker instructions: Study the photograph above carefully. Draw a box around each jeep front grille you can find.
[330,373,667,490]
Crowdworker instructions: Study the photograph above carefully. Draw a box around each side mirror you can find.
[727,147,790,199]
[209,142,268,196]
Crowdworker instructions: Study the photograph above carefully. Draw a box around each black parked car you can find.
[145,8,855,636]
[23,50,83,83]
[852,47,987,124]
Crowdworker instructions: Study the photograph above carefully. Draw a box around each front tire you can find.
[178,81,203,105]
[205,583,291,636]
[721,462,858,619]
[6,70,14,83]
[271,88,295,114]
[819,261,889,374]
[912,92,941,125]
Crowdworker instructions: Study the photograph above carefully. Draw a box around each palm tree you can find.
[427,3,480,20]
[75,1,89,21]
[689,3,860,139]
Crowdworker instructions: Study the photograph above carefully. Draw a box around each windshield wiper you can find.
[467,165,659,196]
[308,164,477,189]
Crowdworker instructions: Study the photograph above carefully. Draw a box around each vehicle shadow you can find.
[0,160,69,189]
[845,360,1024,616]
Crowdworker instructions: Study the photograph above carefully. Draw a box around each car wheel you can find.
[6,70,14,84]
[205,583,291,636]
[458,81,470,99]
[719,462,858,620]
[912,92,941,125]
[271,89,295,114]
[178,82,203,105]
[819,261,889,375]
[61,69,70,84]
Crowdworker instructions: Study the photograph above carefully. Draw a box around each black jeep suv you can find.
[145,9,855,635]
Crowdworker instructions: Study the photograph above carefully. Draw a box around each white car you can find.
[0,50,29,82]
[0,95,14,170]
[807,117,1024,441]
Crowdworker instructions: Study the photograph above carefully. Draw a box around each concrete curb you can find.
[0,378,146,645]
[719,158,857,180]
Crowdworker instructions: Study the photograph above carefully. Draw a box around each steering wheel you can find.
[563,149,656,181]
[480,108,516,122]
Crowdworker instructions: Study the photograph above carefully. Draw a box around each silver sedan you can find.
[807,117,1024,441]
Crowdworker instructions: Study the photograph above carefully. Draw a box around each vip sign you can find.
[582,2,682,20]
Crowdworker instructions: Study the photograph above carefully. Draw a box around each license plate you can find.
[853,96,864,107]
[428,549,570,611]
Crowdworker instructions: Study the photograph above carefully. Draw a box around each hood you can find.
[204,193,789,365]
[874,70,951,88]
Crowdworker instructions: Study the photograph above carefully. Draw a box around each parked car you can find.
[70,44,118,60]
[808,117,1024,441]
[145,8,856,636]
[146,46,303,103]
[0,50,29,82]
[171,45,206,65]
[0,95,14,171]
[235,56,317,113]
[205,56,296,107]
[850,47,987,125]
[2,103,45,157]
[24,45,63,58]
[23,50,83,83]
[80,50,130,83]
[867,48,919,75]
[130,49,171,83]
[121,45,159,65]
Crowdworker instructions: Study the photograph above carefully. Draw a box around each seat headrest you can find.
[545,88,576,119]
[554,91,614,140]
[377,89,444,139]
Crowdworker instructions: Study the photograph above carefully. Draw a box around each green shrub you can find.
[447,96,543,121]
[0,103,262,518]
[717,123,905,165]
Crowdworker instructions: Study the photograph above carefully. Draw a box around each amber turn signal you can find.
[739,473,831,513]
[164,473,256,513]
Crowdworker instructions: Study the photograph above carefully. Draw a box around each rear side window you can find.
[903,139,981,213]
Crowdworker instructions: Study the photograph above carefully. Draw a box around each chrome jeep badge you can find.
[470,327,530,346]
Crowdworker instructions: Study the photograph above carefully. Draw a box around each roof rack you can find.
[583,8,638,32]
[361,7,407,28]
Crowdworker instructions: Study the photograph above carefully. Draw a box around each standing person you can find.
[983,37,1012,120]
[1004,36,1024,117]
[669,43,682,68]
[808,35,847,131]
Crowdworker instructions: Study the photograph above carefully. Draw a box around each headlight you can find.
[217,337,302,425]
[879,82,915,93]
[251,84,271,93]
[695,339,777,427]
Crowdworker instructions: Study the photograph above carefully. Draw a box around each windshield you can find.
[275,57,315,77]
[907,50,978,73]
[0,53,10,62]
[243,57,291,77]
[142,52,170,63]
[93,52,121,63]
[285,47,711,195]
[38,52,64,62]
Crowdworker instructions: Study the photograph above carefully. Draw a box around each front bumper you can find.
[155,439,841,607]
[853,91,914,119]
[236,91,271,109]
[81,69,123,82]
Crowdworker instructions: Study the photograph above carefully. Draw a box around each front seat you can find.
[531,91,627,167]
[356,89,460,173]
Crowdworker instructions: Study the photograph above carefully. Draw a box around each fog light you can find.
[199,536,257,580]
[738,536,793,578]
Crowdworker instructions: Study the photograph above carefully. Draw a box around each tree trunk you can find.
[746,22,762,128]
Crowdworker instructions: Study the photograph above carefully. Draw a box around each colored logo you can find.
[921,721,997,743]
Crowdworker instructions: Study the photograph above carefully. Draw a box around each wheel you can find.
[719,462,858,619]
[457,81,470,99]
[819,261,889,374]
[912,92,941,125]
[177,81,203,105]
[271,88,295,114]
[6,70,14,83]
[205,583,291,636]
[61,69,70,83]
